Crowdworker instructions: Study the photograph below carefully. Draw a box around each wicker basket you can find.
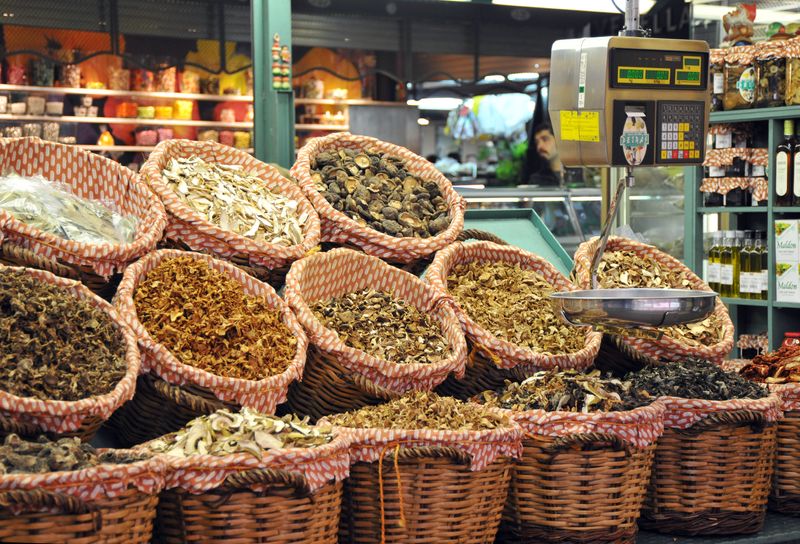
[292,132,466,266]
[770,408,800,514]
[0,137,167,298]
[340,446,510,544]
[283,248,467,422]
[110,249,308,446]
[155,469,342,544]
[141,139,321,288]
[0,265,140,442]
[501,403,664,544]
[426,240,601,400]
[0,454,164,544]
[641,397,781,536]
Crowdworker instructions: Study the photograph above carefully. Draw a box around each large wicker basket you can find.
[500,402,664,543]
[141,139,321,288]
[0,137,167,299]
[426,240,601,400]
[0,453,165,544]
[109,249,308,446]
[640,395,781,536]
[292,132,465,266]
[0,265,140,442]
[283,248,467,422]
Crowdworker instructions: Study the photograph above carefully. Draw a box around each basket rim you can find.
[284,247,467,385]
[291,132,466,258]
[0,264,140,420]
[141,139,321,263]
[426,240,602,369]
[0,137,167,265]
[114,248,308,393]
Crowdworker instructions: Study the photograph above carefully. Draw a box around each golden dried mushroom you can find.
[162,156,308,246]
[448,262,585,354]
[146,408,334,459]
[596,250,724,347]
[311,147,451,238]
[328,391,509,431]
[311,288,449,365]
[134,256,296,380]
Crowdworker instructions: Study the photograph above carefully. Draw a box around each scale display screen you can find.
[610,48,708,90]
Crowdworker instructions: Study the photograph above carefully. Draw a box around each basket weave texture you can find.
[641,395,781,536]
[426,240,601,370]
[758,383,800,514]
[573,236,734,364]
[0,453,165,544]
[499,402,664,543]
[321,421,522,544]
[0,137,167,279]
[141,139,321,271]
[143,433,350,544]
[291,132,466,264]
[284,248,467,420]
[0,265,140,440]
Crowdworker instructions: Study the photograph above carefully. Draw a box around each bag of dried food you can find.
[292,132,466,266]
[0,138,167,297]
[479,369,664,544]
[0,265,140,440]
[138,408,349,544]
[426,241,601,399]
[723,45,757,110]
[320,392,522,544]
[573,236,734,368]
[739,346,800,514]
[284,248,468,421]
[111,249,308,445]
[0,434,166,544]
[627,360,780,536]
[754,38,787,108]
[141,139,321,286]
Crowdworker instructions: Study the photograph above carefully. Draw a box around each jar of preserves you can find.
[785,38,800,105]
[754,39,787,108]
[782,331,800,349]
[724,46,757,110]
[710,49,725,112]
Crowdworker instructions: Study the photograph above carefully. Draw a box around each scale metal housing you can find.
[547,30,717,330]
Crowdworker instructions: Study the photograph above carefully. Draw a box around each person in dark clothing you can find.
[528,122,583,187]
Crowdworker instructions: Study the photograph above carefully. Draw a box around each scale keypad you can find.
[656,101,705,164]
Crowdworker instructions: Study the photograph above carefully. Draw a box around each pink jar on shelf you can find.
[219,130,234,147]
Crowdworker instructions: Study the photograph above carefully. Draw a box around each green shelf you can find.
[721,297,769,307]
[773,207,800,214]
[710,105,800,123]
[699,207,766,214]
[774,301,800,309]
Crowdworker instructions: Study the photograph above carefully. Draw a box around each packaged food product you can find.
[198,129,219,142]
[219,130,234,147]
[132,69,155,92]
[10,102,26,115]
[26,96,45,115]
[180,71,200,94]
[220,108,236,123]
[3,126,22,138]
[156,67,177,92]
[135,128,158,146]
[154,106,173,119]
[137,106,156,119]
[108,67,131,90]
[755,40,786,108]
[234,130,251,149]
[42,122,59,141]
[30,58,54,87]
[724,46,757,110]
[710,49,725,112]
[785,38,800,105]
[157,127,173,142]
[62,64,81,88]
[173,99,193,119]
[117,102,138,118]
[22,123,42,138]
[45,100,63,115]
[7,64,26,85]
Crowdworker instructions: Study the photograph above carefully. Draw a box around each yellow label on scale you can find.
[560,110,600,142]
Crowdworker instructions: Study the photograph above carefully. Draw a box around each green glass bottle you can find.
[719,231,734,298]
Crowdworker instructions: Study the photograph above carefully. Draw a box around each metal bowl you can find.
[549,288,718,329]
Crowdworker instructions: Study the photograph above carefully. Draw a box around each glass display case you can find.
[455,186,601,256]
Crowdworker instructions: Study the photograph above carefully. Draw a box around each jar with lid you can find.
[754,39,787,108]
[724,45,757,110]
[785,38,800,105]
[710,49,725,112]
[782,332,800,349]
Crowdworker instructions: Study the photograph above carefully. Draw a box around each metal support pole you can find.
[623,0,640,36]
[252,0,294,167]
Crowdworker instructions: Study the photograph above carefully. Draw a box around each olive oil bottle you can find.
[708,232,722,293]
[719,231,734,297]
[776,119,794,206]
[739,231,755,299]
[757,231,769,300]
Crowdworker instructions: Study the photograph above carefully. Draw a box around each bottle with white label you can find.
[707,232,722,293]
[739,231,755,299]
[793,123,800,205]
[719,231,735,297]
[757,232,768,300]
[776,119,794,207]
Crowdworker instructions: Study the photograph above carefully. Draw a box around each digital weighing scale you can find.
[547,0,718,331]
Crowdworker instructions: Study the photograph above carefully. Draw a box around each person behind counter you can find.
[528,122,583,187]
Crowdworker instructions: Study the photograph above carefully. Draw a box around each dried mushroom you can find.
[146,408,334,458]
[596,250,725,346]
[0,269,127,401]
[134,257,296,380]
[162,156,308,246]
[311,289,449,365]
[327,391,509,431]
[0,434,147,475]
[627,359,767,401]
[740,346,800,384]
[480,369,647,413]
[311,147,451,238]
[448,262,585,354]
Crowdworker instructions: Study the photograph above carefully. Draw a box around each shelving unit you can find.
[0,84,253,102]
[685,105,800,353]
[0,113,252,129]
